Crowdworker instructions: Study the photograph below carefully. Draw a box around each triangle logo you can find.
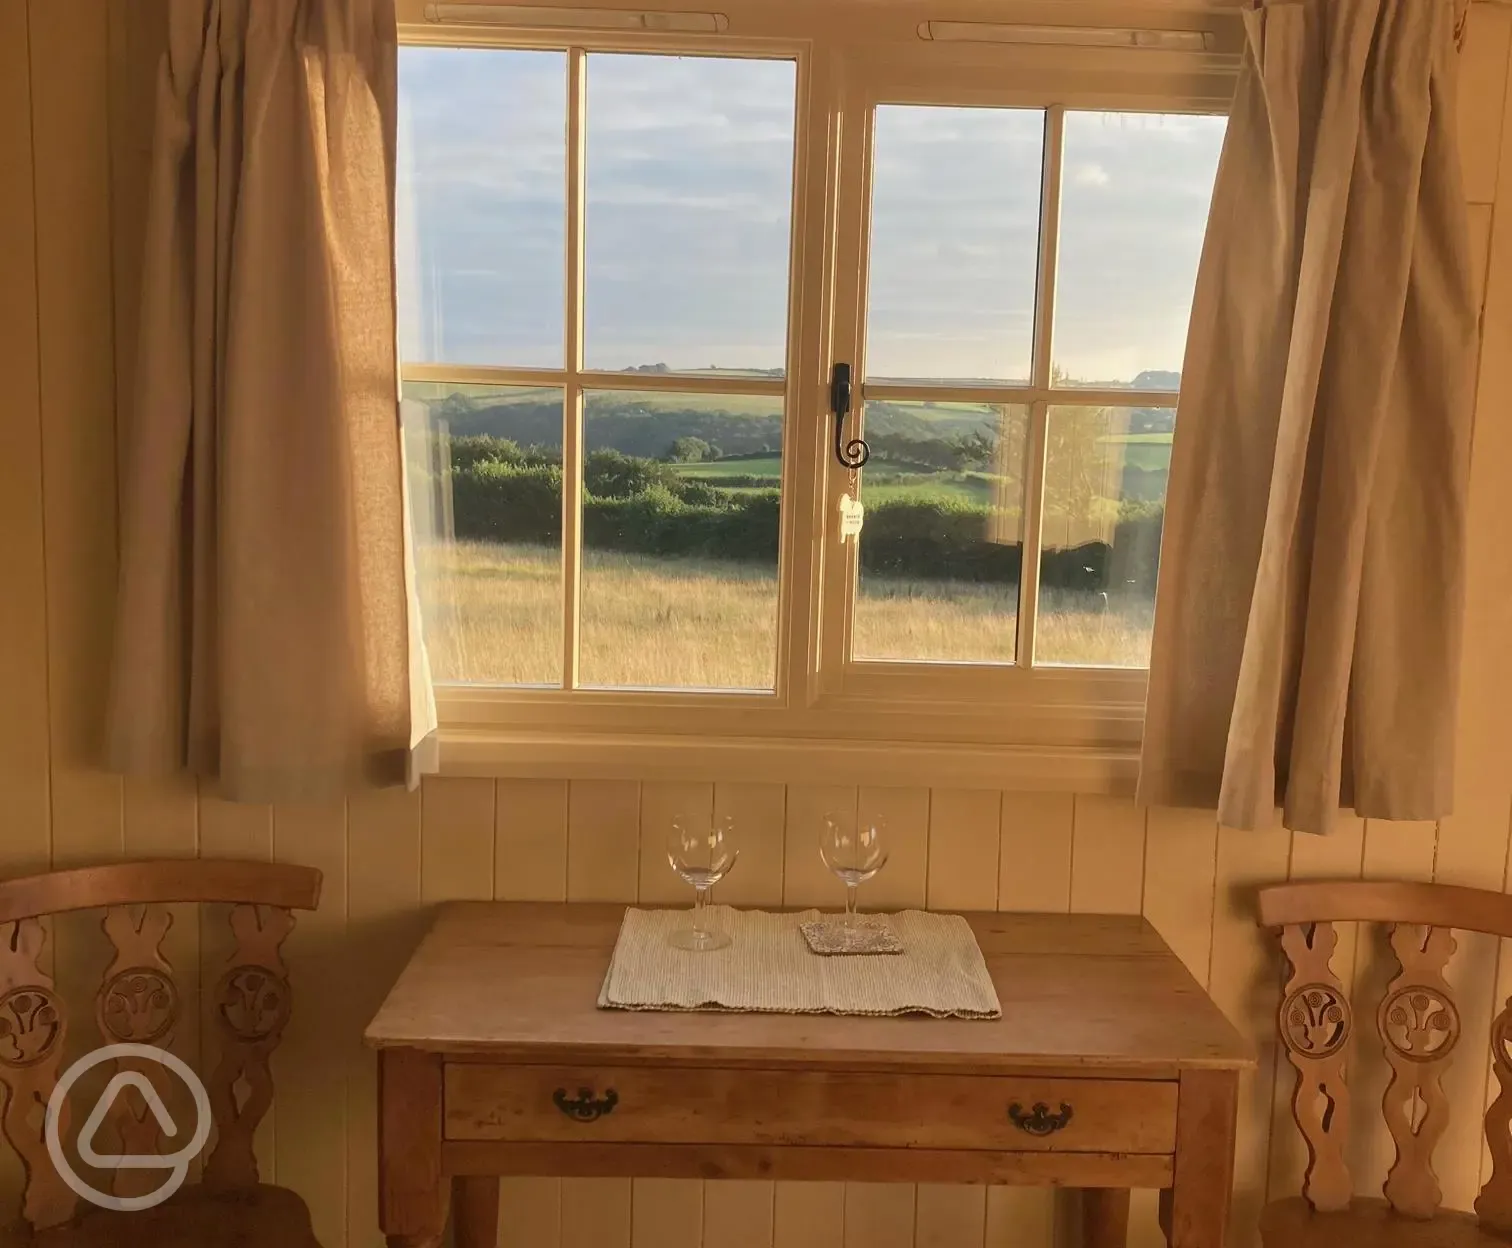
[76,1072,181,1169]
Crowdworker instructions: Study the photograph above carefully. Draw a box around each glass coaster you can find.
[800,917,903,956]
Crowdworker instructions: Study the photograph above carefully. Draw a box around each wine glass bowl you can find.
[820,813,888,924]
[666,814,738,951]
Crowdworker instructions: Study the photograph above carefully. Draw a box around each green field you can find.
[672,457,782,479]
[668,429,1173,507]
[865,472,997,505]
[670,457,1004,506]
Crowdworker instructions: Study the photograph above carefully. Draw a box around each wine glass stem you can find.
[845,883,858,926]
[694,886,709,935]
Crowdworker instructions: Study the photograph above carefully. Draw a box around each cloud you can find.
[1071,163,1111,187]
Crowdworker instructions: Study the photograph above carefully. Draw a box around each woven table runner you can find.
[598,906,1001,1019]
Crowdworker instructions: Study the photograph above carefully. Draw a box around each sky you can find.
[396,47,1226,387]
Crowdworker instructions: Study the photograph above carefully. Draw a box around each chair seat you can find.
[8,1184,321,1248]
[1261,1196,1512,1248]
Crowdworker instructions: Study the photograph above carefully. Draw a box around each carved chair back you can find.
[0,860,322,1232]
[1258,880,1512,1229]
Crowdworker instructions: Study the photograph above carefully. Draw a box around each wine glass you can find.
[820,812,888,925]
[666,814,739,951]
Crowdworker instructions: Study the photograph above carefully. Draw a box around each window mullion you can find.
[562,46,587,691]
[818,70,870,686]
[1016,400,1050,668]
[1031,105,1065,392]
[1019,106,1064,668]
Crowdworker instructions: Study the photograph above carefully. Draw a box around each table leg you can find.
[379,1048,449,1248]
[1082,1188,1130,1248]
[1165,1069,1240,1248]
[455,1176,501,1248]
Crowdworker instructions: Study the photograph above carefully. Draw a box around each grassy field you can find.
[861,473,995,505]
[672,457,782,479]
[418,541,1154,688]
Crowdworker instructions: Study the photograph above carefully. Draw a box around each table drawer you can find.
[444,1064,1177,1153]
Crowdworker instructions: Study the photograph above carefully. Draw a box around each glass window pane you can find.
[1036,404,1170,667]
[865,106,1044,386]
[403,382,565,686]
[584,55,797,375]
[579,390,784,689]
[852,402,1028,664]
[397,49,567,368]
[1053,111,1225,390]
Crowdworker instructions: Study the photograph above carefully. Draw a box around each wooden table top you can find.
[364,903,1253,1078]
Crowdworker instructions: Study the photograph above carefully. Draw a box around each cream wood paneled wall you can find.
[2,2,1511,1246]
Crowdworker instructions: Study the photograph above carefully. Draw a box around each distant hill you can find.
[413,370,1182,458]
[421,390,1008,459]
[438,393,784,459]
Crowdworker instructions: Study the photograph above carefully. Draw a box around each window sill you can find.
[436,725,1139,794]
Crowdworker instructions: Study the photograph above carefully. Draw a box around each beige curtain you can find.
[1139,0,1478,836]
[106,0,437,802]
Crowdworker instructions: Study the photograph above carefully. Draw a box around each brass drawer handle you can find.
[1008,1101,1073,1136]
[553,1086,619,1122]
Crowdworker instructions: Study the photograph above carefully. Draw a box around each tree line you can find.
[421,434,1165,594]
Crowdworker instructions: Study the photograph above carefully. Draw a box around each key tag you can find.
[838,493,865,541]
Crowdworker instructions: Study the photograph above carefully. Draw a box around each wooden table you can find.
[365,903,1252,1248]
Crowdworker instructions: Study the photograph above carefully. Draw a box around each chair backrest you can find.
[0,860,322,1230]
[1258,880,1512,1230]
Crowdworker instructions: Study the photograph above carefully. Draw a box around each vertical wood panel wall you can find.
[1,3,1510,1245]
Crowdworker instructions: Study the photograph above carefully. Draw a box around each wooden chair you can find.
[0,859,322,1247]
[1256,879,1512,1247]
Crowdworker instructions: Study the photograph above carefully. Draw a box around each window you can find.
[836,105,1224,678]
[396,3,1234,787]
[400,45,797,693]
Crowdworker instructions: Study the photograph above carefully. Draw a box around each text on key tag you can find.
[838,495,865,540]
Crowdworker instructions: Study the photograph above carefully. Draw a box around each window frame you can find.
[396,0,1240,792]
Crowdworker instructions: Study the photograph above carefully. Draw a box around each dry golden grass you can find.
[418,542,1153,688]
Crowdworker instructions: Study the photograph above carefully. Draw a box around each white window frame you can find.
[396,0,1240,791]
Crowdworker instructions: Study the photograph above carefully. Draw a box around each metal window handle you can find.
[831,362,869,469]
[1008,1101,1073,1136]
[553,1086,619,1122]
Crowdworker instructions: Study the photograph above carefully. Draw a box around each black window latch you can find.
[830,362,869,469]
